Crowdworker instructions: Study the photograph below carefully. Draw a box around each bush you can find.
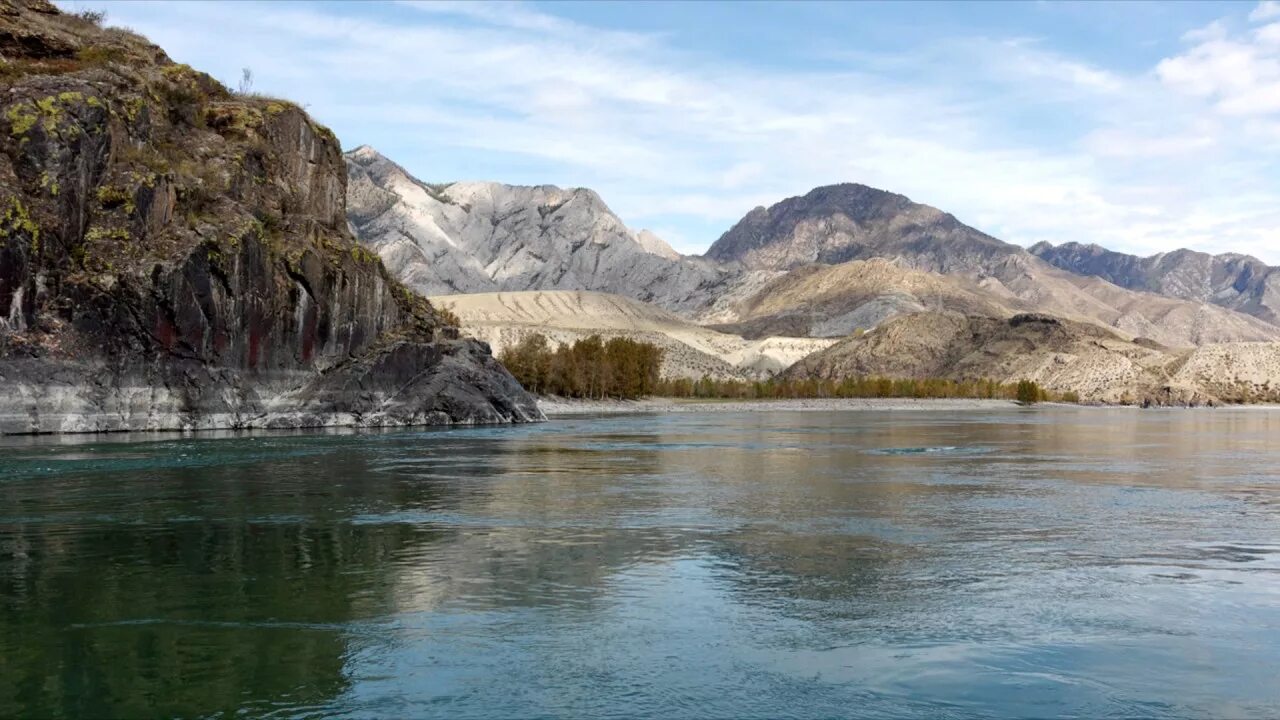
[73,8,106,26]
[76,45,126,66]
[1015,379,1045,404]
[433,302,460,328]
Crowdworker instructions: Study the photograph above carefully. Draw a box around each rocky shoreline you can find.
[0,339,543,435]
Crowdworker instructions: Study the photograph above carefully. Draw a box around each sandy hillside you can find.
[432,291,836,380]
[1169,343,1280,402]
[784,311,1227,405]
[710,258,1019,338]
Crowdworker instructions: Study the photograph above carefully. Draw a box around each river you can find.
[2,408,1278,718]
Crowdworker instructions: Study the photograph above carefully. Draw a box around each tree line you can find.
[498,334,664,400]
[499,333,1073,404]
[655,376,1070,403]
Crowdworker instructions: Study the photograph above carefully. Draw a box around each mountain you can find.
[702,185,1280,348]
[705,183,1014,273]
[0,0,538,433]
[1030,241,1280,327]
[345,146,749,316]
[707,258,1021,338]
[784,311,1280,405]
[433,290,835,379]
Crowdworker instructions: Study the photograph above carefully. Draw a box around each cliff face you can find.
[0,0,540,433]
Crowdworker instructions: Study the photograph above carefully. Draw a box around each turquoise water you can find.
[2,408,1279,718]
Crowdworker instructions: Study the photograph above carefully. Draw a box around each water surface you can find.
[2,408,1279,718]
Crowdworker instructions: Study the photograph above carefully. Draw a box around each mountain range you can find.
[349,149,1280,345]
[1031,241,1280,327]
[346,147,1280,404]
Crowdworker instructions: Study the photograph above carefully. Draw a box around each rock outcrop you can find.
[1031,241,1280,328]
[0,0,540,433]
[345,146,753,316]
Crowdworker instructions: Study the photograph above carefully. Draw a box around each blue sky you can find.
[62,1,1280,261]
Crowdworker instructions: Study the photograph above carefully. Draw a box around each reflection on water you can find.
[2,408,1280,717]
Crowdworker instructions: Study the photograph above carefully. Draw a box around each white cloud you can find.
[1082,127,1217,158]
[994,39,1125,94]
[1158,18,1280,117]
[1250,1,1280,22]
[75,0,1280,264]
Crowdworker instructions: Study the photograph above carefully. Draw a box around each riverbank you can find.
[537,397,1034,416]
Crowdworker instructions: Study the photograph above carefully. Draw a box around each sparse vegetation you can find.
[237,67,253,95]
[77,45,126,65]
[433,302,461,328]
[96,184,135,213]
[72,8,106,26]
[7,103,38,137]
[2,198,41,255]
[158,64,210,127]
[349,245,379,265]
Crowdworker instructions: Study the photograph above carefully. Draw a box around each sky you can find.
[60,0,1280,261]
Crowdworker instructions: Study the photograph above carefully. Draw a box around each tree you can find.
[498,333,664,400]
[1015,379,1043,404]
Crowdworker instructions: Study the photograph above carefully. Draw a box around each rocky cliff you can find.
[0,0,540,433]
[345,146,757,316]
[1031,241,1280,328]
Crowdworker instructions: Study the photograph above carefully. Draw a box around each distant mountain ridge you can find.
[1030,241,1280,327]
[345,151,1280,350]
[699,185,1280,347]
